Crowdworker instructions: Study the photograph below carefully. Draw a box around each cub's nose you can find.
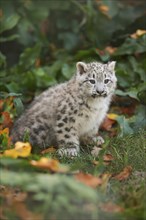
[96,90,104,95]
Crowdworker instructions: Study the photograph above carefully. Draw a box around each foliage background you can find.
[0,0,146,134]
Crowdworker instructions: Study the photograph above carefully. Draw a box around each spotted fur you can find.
[11,61,117,157]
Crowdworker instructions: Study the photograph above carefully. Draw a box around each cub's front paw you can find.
[96,136,105,146]
[57,147,79,158]
[91,146,102,157]
[91,136,104,157]
[91,136,104,145]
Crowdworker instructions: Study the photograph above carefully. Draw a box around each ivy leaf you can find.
[13,97,24,116]
[0,14,20,34]
[116,116,133,136]
[19,44,42,69]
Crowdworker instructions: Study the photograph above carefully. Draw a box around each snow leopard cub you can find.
[11,61,117,157]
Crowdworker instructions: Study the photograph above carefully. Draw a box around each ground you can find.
[0,129,145,220]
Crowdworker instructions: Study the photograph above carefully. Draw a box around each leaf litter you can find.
[113,166,132,181]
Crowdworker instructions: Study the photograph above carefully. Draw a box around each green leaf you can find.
[137,89,146,105]
[114,35,146,56]
[0,14,20,34]
[115,89,139,100]
[0,34,19,42]
[116,116,133,137]
[13,97,24,116]
[19,44,41,69]
[0,52,6,68]
[61,64,74,79]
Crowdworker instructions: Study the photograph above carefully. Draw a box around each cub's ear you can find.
[108,61,116,71]
[76,62,87,75]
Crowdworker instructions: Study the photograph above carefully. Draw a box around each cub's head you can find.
[76,61,117,98]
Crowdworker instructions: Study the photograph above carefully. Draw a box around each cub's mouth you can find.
[92,93,107,98]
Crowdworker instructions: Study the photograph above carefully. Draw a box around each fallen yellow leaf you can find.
[107,113,118,120]
[30,157,69,173]
[4,142,31,158]
[130,29,146,39]
[0,127,9,135]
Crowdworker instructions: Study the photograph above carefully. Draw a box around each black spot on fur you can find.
[85,103,90,109]
[57,114,62,120]
[60,106,66,114]
[62,117,68,123]
[41,113,48,119]
[74,109,78,114]
[78,113,83,117]
[36,116,42,123]
[59,140,65,144]
[69,117,76,123]
[71,133,76,136]
[64,134,70,139]
[38,125,45,131]
[57,130,63,133]
[58,123,64,127]
[44,122,50,129]
[33,127,40,135]
[65,127,71,132]
[40,133,46,139]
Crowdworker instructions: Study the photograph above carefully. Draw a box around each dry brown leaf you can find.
[103,153,114,162]
[113,166,132,181]
[0,100,3,111]
[41,147,56,154]
[105,46,117,54]
[30,157,69,173]
[93,154,113,166]
[75,173,102,188]
[101,116,116,131]
[120,106,136,116]
[99,5,109,13]
[12,202,42,220]
[100,202,124,213]
[0,186,42,220]
[92,160,110,166]
[1,112,13,129]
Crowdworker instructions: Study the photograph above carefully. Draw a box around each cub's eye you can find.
[89,79,95,84]
[104,79,110,84]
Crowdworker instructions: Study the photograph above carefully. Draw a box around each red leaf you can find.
[1,112,13,129]
[113,166,132,181]
[100,116,116,131]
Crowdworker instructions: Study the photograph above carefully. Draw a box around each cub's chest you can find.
[77,99,108,135]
